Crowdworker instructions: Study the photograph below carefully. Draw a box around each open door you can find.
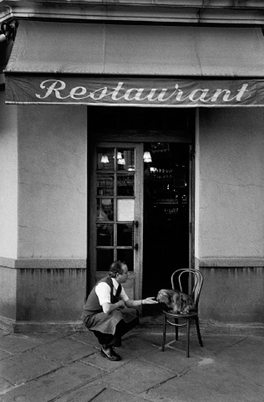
[88,142,144,300]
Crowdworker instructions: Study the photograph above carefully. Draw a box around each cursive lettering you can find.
[35,79,250,105]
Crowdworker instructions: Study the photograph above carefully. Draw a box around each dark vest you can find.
[82,276,121,321]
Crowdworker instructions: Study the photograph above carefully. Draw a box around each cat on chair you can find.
[156,289,196,314]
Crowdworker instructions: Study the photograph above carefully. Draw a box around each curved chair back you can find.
[171,268,204,308]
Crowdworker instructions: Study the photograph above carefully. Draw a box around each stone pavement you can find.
[0,323,264,402]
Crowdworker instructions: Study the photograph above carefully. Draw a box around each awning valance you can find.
[5,20,264,106]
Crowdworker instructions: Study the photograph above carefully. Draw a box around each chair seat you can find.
[163,310,198,319]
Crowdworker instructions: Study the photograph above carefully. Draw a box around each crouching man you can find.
[82,260,157,361]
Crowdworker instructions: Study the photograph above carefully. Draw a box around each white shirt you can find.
[95,278,129,306]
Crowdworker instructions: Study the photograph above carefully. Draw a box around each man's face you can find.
[117,264,129,283]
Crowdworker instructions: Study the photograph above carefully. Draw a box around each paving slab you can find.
[145,357,264,402]
[0,333,39,354]
[0,361,105,402]
[0,351,11,361]
[55,382,149,402]
[140,346,201,374]
[70,331,100,348]
[0,350,60,385]
[216,336,264,386]
[0,378,13,396]
[120,335,162,358]
[98,358,176,394]
[81,350,129,371]
[31,336,95,364]
[165,334,245,358]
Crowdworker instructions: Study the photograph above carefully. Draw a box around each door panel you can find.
[89,143,143,300]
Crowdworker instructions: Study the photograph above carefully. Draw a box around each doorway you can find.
[88,107,194,305]
[143,143,191,301]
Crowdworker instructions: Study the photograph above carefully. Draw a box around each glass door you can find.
[89,143,144,300]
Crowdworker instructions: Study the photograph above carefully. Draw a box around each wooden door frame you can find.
[88,134,194,301]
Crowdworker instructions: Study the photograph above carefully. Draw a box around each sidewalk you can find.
[0,323,264,402]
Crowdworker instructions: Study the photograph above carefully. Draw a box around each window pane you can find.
[97,249,114,271]
[117,174,134,196]
[97,148,114,170]
[117,249,133,271]
[97,175,114,196]
[117,149,135,172]
[97,199,114,221]
[117,199,134,221]
[97,223,113,246]
[117,223,133,246]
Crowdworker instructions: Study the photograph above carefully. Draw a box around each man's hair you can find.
[109,260,126,278]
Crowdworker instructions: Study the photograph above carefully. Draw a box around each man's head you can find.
[109,260,128,283]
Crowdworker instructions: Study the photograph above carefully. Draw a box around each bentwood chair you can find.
[161,268,204,357]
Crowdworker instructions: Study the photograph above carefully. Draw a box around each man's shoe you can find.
[100,346,121,361]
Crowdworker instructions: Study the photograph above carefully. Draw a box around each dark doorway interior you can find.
[142,143,190,310]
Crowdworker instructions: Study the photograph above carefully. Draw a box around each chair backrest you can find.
[171,268,204,308]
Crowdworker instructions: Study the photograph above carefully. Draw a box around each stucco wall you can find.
[197,108,264,325]
[0,103,88,326]
[16,268,86,323]
[0,92,18,259]
[198,107,264,261]
[17,105,87,259]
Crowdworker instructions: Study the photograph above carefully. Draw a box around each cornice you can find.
[1,0,264,25]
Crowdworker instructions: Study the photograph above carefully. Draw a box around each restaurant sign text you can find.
[6,76,264,106]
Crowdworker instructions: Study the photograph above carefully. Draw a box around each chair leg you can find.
[195,317,203,347]
[186,319,190,358]
[162,314,166,351]
[174,318,178,341]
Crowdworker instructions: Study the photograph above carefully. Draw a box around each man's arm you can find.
[102,299,126,314]
[96,282,126,314]
[125,297,158,308]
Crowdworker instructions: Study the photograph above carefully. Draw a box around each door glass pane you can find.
[97,175,114,196]
[117,174,134,196]
[97,249,114,271]
[97,223,113,246]
[117,223,133,246]
[97,148,114,170]
[117,249,133,271]
[117,199,134,221]
[95,145,137,274]
[97,199,114,221]
[117,149,135,172]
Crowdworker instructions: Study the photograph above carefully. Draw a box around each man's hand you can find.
[143,297,158,305]
[117,300,126,309]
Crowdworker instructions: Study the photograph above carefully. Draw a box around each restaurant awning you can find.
[5,20,264,107]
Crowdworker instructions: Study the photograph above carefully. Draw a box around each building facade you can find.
[1,0,264,333]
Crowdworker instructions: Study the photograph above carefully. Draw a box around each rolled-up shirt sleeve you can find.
[95,281,129,305]
[95,282,111,306]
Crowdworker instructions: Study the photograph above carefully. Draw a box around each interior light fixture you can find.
[143,151,152,163]
[100,155,109,164]
[118,158,126,165]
